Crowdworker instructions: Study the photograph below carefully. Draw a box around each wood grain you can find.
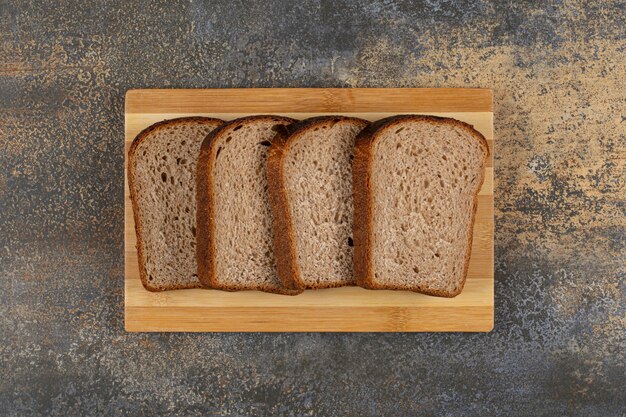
[125,88,494,332]
[125,88,493,113]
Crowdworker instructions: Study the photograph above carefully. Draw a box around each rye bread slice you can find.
[128,117,224,292]
[353,115,489,297]
[267,116,369,290]
[196,115,302,295]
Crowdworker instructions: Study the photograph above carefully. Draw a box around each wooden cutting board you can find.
[125,88,494,332]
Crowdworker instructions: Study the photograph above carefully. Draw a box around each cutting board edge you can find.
[124,305,494,332]
[125,88,494,113]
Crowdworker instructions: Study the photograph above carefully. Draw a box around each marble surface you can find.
[1,1,624,415]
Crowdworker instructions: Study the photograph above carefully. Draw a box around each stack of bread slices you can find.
[128,114,488,297]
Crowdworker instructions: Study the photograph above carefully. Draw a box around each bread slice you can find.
[196,115,302,295]
[353,115,489,297]
[128,117,224,291]
[267,116,369,290]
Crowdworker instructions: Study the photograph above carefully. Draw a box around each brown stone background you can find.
[1,1,624,415]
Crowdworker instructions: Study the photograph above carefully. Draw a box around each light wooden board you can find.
[125,88,494,332]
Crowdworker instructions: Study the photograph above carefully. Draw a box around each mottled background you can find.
[1,0,625,415]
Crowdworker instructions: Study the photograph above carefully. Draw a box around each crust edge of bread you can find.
[128,116,224,292]
[352,114,489,297]
[196,115,303,295]
[267,116,370,290]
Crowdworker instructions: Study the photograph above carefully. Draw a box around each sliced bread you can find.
[196,115,302,295]
[353,115,489,297]
[267,116,369,289]
[128,117,224,291]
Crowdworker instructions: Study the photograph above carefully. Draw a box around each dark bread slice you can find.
[196,115,302,295]
[353,115,489,297]
[267,116,369,290]
[128,117,224,291]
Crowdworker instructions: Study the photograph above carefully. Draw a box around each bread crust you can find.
[352,115,489,297]
[196,115,302,295]
[128,117,224,292]
[266,125,303,290]
[267,116,370,290]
